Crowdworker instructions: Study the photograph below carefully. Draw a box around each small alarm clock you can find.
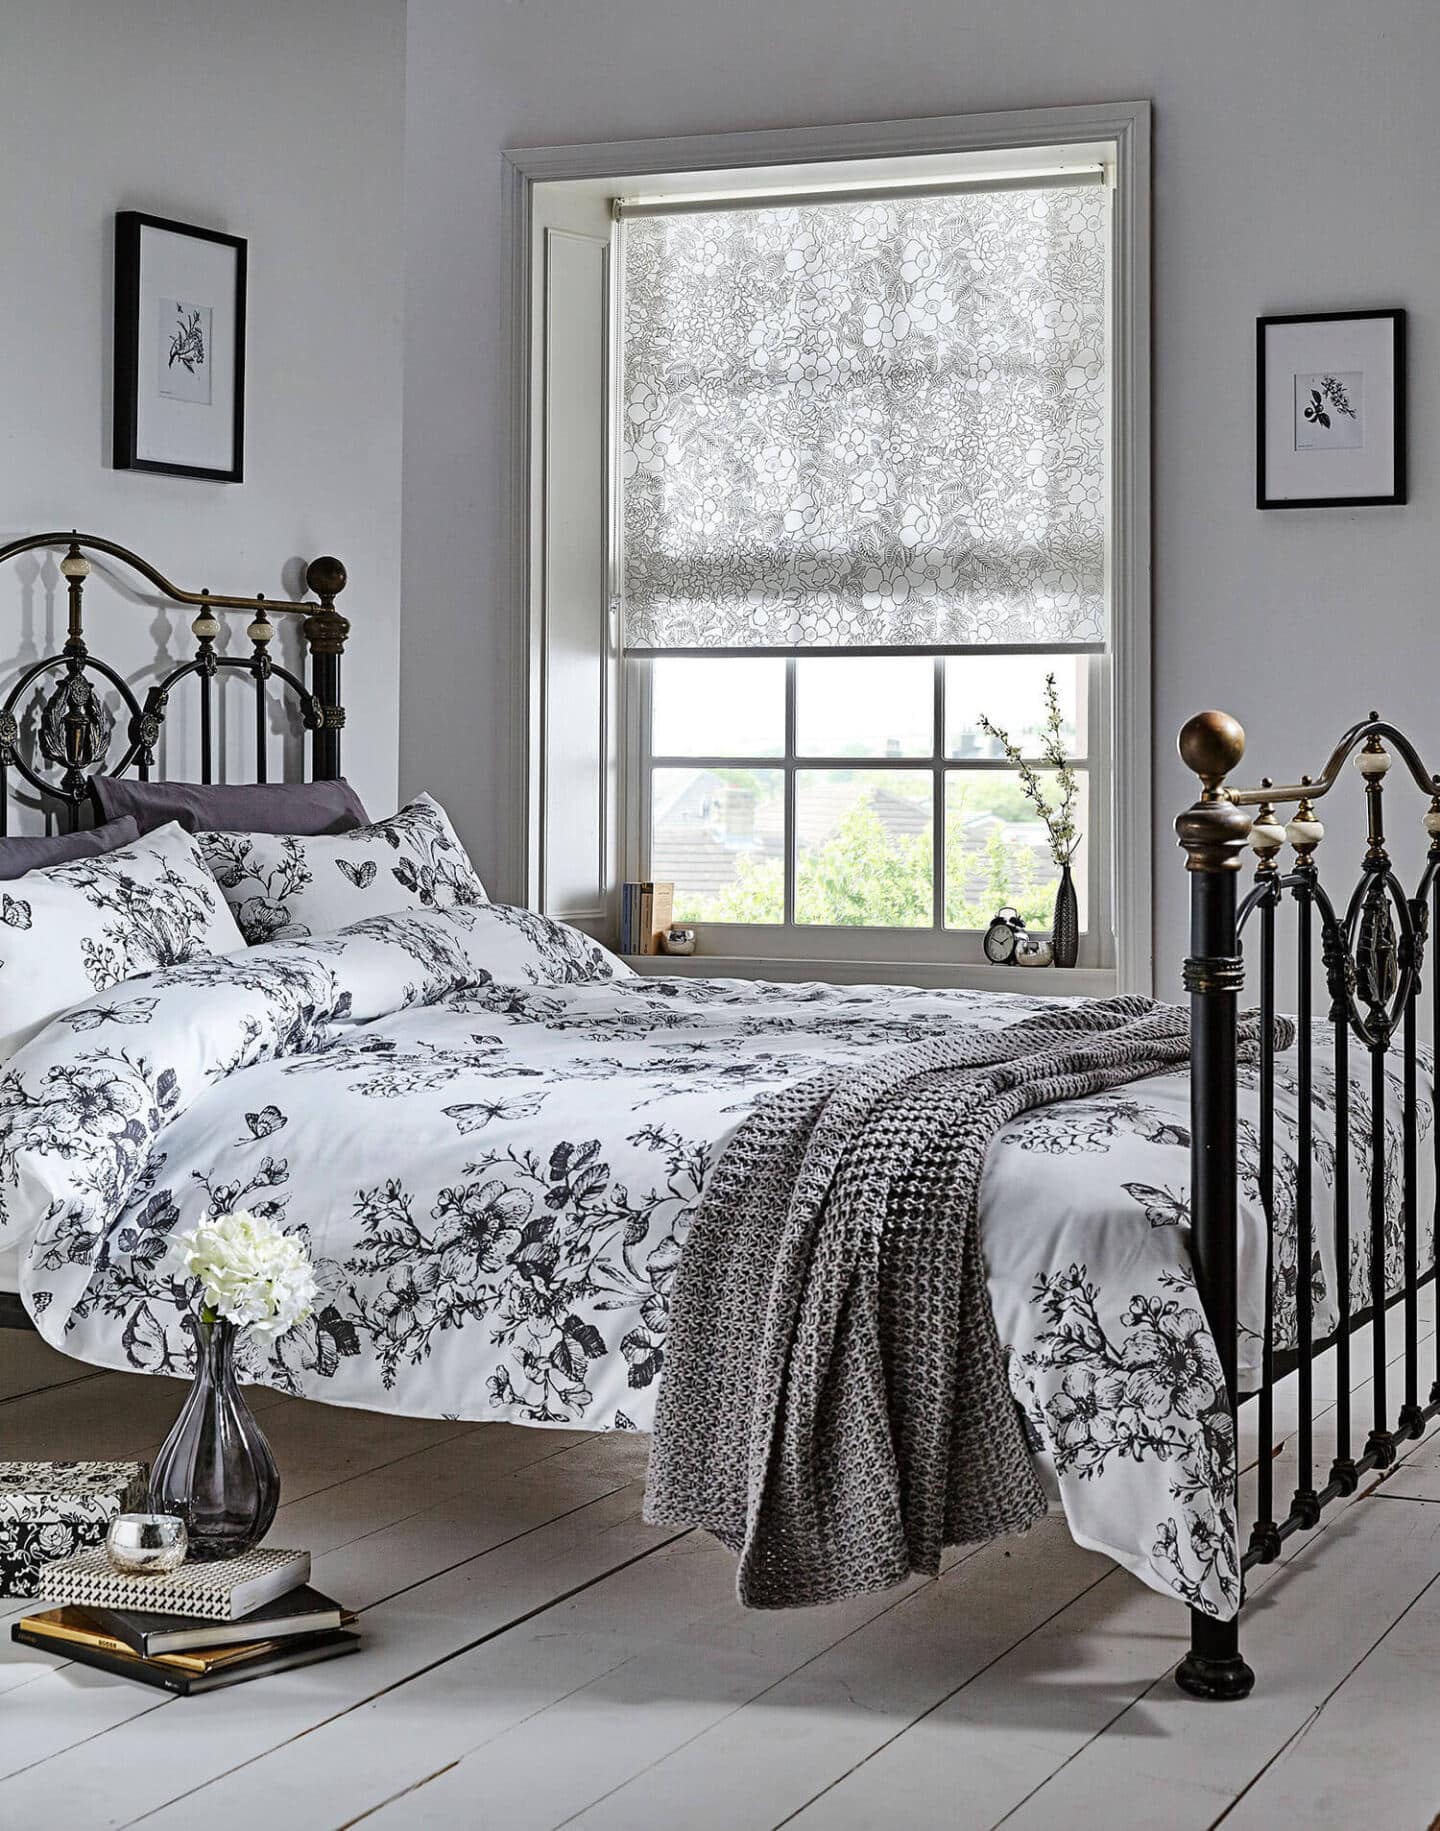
[983,907,1028,965]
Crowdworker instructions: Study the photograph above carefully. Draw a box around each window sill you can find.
[620,952,1118,997]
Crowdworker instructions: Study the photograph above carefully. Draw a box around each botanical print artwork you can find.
[622,185,1107,649]
[158,298,212,405]
[0,905,1430,1623]
[1294,369,1364,450]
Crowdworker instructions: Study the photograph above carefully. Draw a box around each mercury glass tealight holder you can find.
[106,1512,188,1576]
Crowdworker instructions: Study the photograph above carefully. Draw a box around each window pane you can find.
[651,657,785,758]
[795,770,932,928]
[796,656,933,758]
[651,766,784,923]
[945,655,1085,760]
[945,769,1089,931]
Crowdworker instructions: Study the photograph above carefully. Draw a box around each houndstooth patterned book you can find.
[39,1545,310,1621]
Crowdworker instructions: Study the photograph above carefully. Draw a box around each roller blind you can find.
[619,177,1108,653]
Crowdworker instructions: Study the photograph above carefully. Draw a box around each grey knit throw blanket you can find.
[645,995,1285,1609]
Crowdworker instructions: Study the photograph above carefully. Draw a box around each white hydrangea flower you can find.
[170,1210,317,1343]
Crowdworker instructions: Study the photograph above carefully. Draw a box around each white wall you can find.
[403,0,1440,987]
[0,0,406,821]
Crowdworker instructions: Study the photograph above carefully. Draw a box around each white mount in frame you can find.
[1257,309,1406,509]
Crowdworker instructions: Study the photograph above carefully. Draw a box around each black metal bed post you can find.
[303,556,349,781]
[1175,711,1255,1701]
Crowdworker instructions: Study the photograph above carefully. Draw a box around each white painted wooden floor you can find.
[4,1311,1440,1831]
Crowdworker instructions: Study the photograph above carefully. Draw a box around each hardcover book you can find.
[38,1544,310,1621]
[16,1606,299,1672]
[78,1583,350,1656]
[11,1616,360,1695]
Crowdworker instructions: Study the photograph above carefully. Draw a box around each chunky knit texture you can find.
[646,996,1285,1609]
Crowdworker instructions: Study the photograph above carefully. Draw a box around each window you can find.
[644,653,1098,938]
[513,106,1150,991]
[618,168,1114,970]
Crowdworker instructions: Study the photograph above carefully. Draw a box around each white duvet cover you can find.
[0,904,1428,1620]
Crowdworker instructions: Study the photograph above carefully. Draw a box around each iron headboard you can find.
[0,530,351,827]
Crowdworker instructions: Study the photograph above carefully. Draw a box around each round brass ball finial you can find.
[1178,710,1245,793]
[305,555,347,604]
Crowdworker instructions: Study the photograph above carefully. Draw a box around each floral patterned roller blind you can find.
[620,182,1108,651]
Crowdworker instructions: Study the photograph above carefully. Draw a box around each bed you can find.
[1,533,1436,1700]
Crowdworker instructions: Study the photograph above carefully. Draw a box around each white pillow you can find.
[197,794,489,945]
[0,821,246,1058]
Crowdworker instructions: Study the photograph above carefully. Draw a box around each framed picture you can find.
[113,211,247,482]
[1257,309,1405,509]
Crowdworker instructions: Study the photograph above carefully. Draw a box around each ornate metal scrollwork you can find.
[37,669,114,771]
[1355,878,1401,1009]
[1342,865,1417,1050]
[0,531,349,821]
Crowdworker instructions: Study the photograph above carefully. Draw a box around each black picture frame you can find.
[113,211,247,483]
[1256,308,1406,510]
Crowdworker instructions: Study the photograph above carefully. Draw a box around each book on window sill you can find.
[43,1585,353,1658]
[38,1544,310,1622]
[619,880,675,955]
[11,1615,360,1695]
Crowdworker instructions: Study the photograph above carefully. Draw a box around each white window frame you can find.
[628,652,1110,972]
[504,101,1152,995]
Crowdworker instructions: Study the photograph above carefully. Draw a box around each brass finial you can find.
[305,555,347,607]
[1178,710,1246,799]
[1176,711,1251,871]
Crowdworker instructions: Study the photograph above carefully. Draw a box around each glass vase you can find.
[1052,863,1079,968]
[148,1316,279,1560]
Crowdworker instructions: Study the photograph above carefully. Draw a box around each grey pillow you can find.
[0,816,141,881]
[92,776,369,838]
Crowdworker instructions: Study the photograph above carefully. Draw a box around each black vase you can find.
[1052,863,1079,968]
[148,1317,279,1560]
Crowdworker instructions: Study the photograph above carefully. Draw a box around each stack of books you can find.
[619,880,674,955]
[12,1545,358,1695]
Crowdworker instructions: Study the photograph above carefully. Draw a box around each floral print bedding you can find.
[0,903,1429,1619]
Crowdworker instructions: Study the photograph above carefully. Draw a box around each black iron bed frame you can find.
[1175,709,1440,1699]
[0,529,349,1331]
[0,537,1433,1702]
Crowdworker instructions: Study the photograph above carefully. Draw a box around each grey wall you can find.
[404,0,1440,985]
[1,0,406,820]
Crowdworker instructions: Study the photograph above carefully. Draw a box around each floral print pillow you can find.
[197,794,489,945]
[0,821,246,1059]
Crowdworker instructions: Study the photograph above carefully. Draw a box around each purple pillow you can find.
[0,816,141,881]
[91,777,369,838]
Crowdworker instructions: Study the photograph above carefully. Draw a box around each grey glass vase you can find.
[148,1316,279,1560]
[1052,863,1079,968]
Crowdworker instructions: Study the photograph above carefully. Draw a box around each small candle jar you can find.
[105,1512,188,1576]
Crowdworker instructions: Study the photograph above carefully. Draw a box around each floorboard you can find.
[0,1326,1437,1830]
